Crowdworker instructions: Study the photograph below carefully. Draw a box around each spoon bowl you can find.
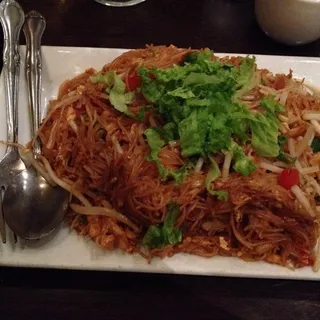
[3,166,69,239]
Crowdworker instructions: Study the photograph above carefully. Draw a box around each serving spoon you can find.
[3,11,70,240]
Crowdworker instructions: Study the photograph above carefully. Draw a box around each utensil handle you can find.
[23,10,46,156]
[0,0,24,148]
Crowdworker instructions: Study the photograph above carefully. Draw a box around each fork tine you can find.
[0,216,6,243]
[0,191,7,243]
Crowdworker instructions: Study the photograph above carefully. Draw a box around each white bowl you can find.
[255,0,320,45]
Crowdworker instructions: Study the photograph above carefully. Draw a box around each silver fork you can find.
[0,0,25,243]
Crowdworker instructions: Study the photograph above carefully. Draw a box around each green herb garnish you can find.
[142,202,182,248]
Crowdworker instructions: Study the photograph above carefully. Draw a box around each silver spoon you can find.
[3,11,70,240]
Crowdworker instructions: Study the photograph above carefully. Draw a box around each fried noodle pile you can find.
[32,45,320,270]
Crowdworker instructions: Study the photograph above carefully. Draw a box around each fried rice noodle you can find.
[29,45,320,271]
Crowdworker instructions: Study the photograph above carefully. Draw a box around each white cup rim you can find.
[288,0,320,2]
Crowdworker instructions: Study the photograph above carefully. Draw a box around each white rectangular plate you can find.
[0,46,320,280]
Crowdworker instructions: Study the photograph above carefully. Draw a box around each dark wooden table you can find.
[1,1,320,319]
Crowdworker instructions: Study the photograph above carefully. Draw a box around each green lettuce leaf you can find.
[142,202,182,248]
[211,190,229,201]
[205,157,221,194]
[206,113,232,154]
[143,127,167,178]
[168,87,195,99]
[138,51,286,179]
[139,53,246,160]
[183,72,222,86]
[182,49,213,65]
[144,128,165,162]
[277,150,296,164]
[165,164,192,185]
[144,128,191,184]
[90,72,114,87]
[142,226,163,249]
[234,56,259,98]
[277,134,296,164]
[162,122,178,142]
[139,68,163,103]
[178,108,209,157]
[90,72,134,115]
[260,96,285,114]
[250,97,284,157]
[229,141,256,176]
[205,157,229,200]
